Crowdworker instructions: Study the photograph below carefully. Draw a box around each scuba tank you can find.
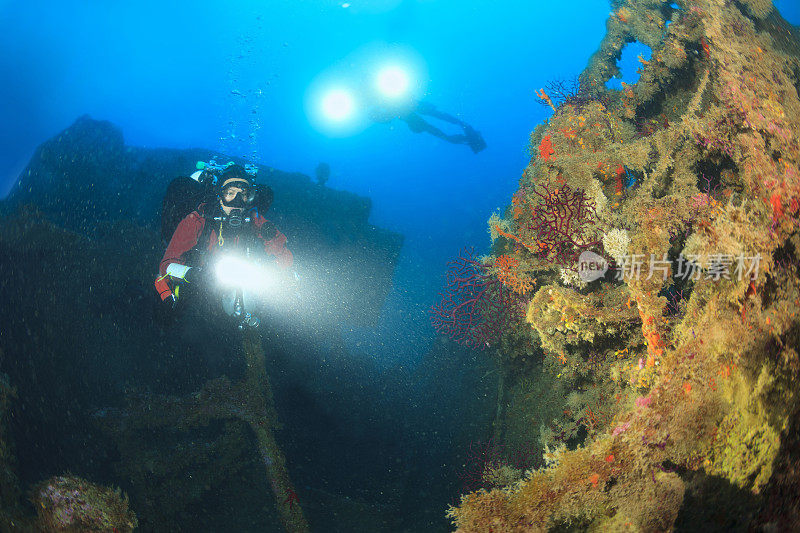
[160,161,221,243]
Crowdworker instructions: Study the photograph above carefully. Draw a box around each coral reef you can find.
[447,0,800,530]
[430,248,524,348]
[32,475,137,532]
[0,364,135,531]
[458,440,540,493]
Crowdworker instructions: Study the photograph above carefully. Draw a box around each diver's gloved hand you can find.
[166,263,205,286]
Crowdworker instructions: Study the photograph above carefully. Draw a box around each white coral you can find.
[603,228,630,263]
[542,442,566,470]
[587,178,607,214]
[488,212,511,243]
[560,268,587,288]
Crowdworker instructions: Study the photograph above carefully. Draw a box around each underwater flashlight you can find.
[215,255,276,292]
[375,65,410,99]
[320,88,356,122]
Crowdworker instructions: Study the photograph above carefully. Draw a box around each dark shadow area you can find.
[673,469,762,531]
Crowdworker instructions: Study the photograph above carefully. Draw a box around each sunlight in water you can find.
[320,87,356,122]
[374,65,410,99]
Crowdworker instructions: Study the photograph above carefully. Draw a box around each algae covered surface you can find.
[448,0,800,530]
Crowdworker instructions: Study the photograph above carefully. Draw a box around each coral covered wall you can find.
[448,0,800,530]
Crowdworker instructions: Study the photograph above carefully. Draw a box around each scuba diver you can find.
[371,100,486,153]
[155,162,293,329]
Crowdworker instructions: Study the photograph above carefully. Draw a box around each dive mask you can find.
[220,182,256,208]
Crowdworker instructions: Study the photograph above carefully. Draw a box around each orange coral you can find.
[492,224,539,254]
[770,192,783,219]
[494,255,535,295]
[638,307,665,358]
[700,36,711,59]
[511,192,526,219]
[539,135,555,162]
[621,81,635,99]
[495,254,518,270]
[615,165,625,195]
[536,89,556,111]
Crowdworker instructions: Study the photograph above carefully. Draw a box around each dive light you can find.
[214,255,276,293]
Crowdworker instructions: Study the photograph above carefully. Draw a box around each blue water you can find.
[605,42,653,90]
[1,1,798,365]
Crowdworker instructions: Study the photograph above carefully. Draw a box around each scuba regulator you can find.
[216,162,259,231]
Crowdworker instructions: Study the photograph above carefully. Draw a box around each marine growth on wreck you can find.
[444,0,800,530]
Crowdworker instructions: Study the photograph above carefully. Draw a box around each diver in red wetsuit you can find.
[155,164,293,328]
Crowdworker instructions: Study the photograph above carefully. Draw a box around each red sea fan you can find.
[519,183,601,268]
[430,248,522,349]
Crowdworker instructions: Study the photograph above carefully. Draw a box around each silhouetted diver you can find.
[371,100,486,153]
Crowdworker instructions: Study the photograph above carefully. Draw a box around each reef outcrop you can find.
[448,0,800,530]
[33,475,137,532]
